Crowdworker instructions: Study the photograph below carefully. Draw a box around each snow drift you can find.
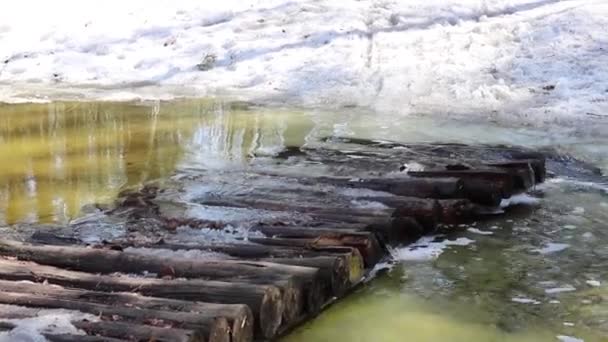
[0,0,607,125]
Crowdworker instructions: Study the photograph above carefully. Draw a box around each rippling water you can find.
[1,100,607,341]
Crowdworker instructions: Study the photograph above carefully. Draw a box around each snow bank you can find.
[1,0,607,125]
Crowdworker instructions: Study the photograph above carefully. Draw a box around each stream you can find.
[1,100,607,342]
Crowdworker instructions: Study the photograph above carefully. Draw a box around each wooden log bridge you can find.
[0,144,546,341]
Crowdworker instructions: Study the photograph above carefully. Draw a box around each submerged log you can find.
[0,290,231,342]
[0,259,283,339]
[0,280,250,342]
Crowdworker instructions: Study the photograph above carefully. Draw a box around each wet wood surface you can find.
[0,142,547,341]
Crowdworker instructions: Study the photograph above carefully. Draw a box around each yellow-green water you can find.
[1,100,607,341]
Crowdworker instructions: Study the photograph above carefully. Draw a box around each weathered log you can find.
[72,321,205,342]
[197,197,393,217]
[261,256,349,297]
[0,291,231,342]
[0,239,322,315]
[149,241,363,286]
[500,154,547,183]
[249,226,384,267]
[307,176,465,198]
[45,334,126,342]
[485,159,545,184]
[408,170,517,197]
[2,318,204,342]
[460,179,503,207]
[0,280,248,342]
[0,259,282,339]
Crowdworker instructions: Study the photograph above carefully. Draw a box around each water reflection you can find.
[0,100,314,225]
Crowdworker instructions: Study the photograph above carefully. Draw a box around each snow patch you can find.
[556,335,584,342]
[511,297,540,304]
[467,228,494,235]
[391,236,475,261]
[533,243,570,254]
[0,307,97,342]
[586,280,601,287]
[500,194,540,208]
[0,0,607,127]
[545,286,576,294]
[125,246,231,260]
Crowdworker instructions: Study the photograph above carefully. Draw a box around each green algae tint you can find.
[0,100,315,225]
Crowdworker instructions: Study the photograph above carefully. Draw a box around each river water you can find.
[0,100,607,342]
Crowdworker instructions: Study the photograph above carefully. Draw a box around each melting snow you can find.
[467,228,494,235]
[0,0,606,127]
[533,243,570,254]
[586,280,601,287]
[511,297,540,305]
[545,286,576,294]
[556,335,584,342]
[500,194,541,208]
[391,236,475,261]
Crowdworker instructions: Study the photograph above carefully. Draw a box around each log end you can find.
[231,306,254,342]
[259,285,284,339]
[208,317,231,342]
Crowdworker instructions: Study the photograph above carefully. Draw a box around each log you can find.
[0,259,283,339]
[0,291,231,342]
[485,159,545,184]
[1,318,204,342]
[307,212,427,243]
[197,197,394,217]
[0,239,322,317]
[148,241,364,286]
[72,321,206,342]
[45,334,126,342]
[307,176,465,199]
[248,226,384,267]
[27,233,302,327]
[261,256,349,297]
[0,280,249,342]
[408,170,517,197]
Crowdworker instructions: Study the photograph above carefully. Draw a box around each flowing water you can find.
[1,100,607,342]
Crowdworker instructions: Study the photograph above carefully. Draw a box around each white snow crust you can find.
[1,0,607,125]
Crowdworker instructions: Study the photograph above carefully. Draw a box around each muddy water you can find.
[1,100,607,342]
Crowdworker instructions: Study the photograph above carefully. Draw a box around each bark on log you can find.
[0,290,231,342]
[45,334,126,342]
[307,176,465,199]
[248,226,384,267]
[149,241,363,287]
[485,159,545,184]
[261,256,349,297]
[0,239,322,317]
[72,321,205,342]
[408,170,517,197]
[0,259,282,339]
[307,212,427,243]
[197,197,393,217]
[0,280,249,342]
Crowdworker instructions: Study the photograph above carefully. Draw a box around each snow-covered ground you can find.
[1,0,607,125]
